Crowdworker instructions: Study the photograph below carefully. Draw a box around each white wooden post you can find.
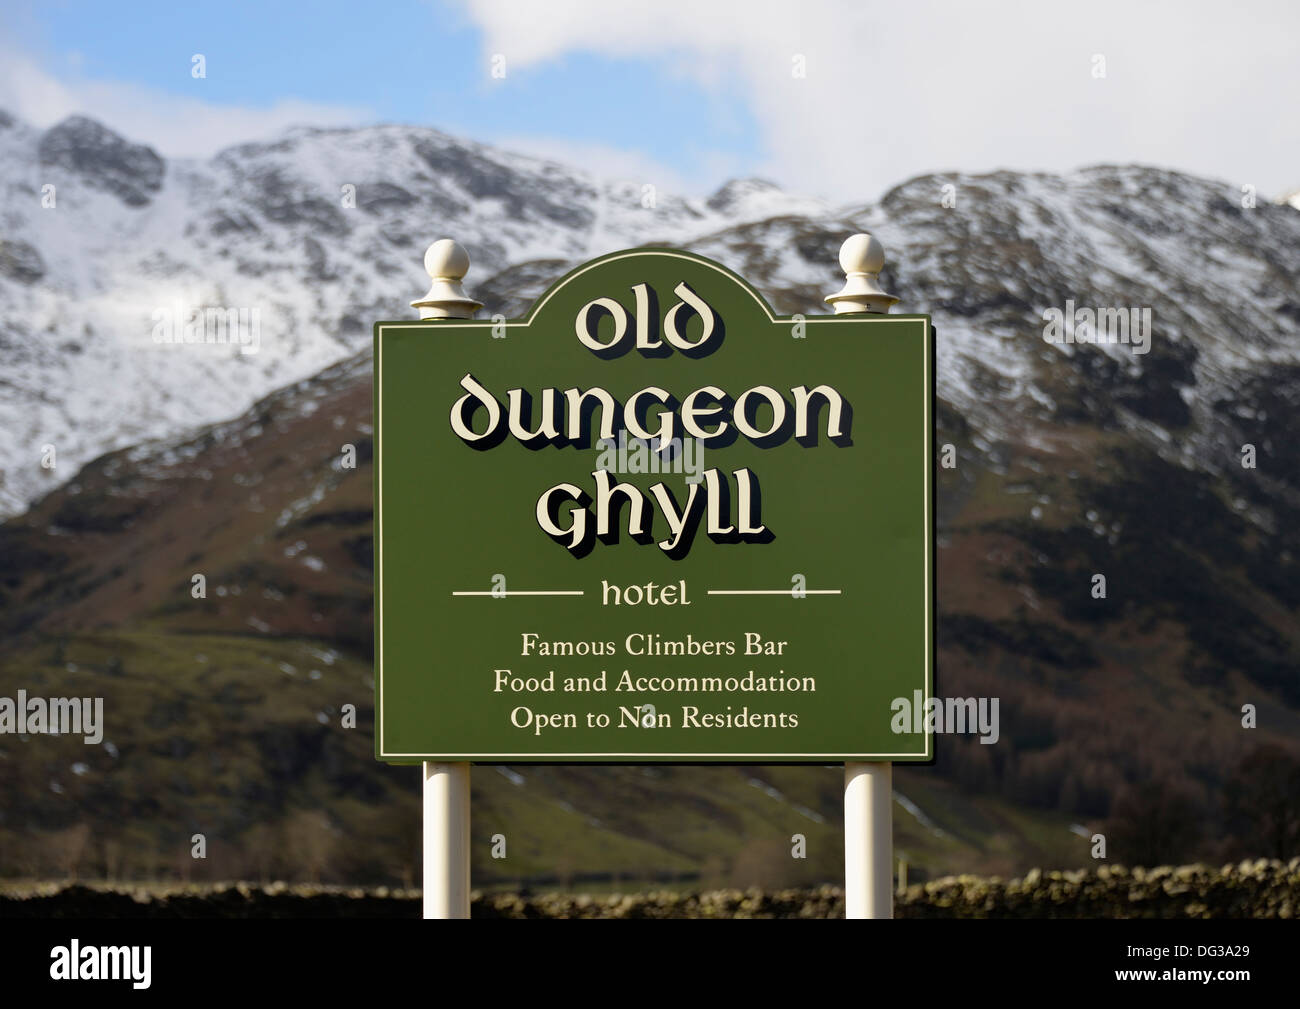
[828,233,899,920]
[423,762,470,918]
[413,239,481,920]
[844,762,893,918]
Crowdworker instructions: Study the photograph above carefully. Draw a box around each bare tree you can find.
[1223,745,1300,859]
[49,823,92,881]
[1107,782,1201,867]
[282,810,336,883]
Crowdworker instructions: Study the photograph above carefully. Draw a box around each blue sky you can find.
[1,0,763,193]
[2,0,1298,202]
[5,1,761,171]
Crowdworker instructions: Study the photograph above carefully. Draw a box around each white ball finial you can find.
[424,238,470,281]
[825,232,898,314]
[839,233,885,276]
[412,238,483,319]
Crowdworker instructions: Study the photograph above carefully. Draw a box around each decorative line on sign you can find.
[706,589,843,596]
[451,590,584,597]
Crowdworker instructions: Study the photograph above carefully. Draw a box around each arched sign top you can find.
[521,247,785,326]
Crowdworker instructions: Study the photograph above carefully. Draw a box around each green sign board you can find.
[374,248,933,763]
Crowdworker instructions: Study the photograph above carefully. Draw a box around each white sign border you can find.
[375,251,933,761]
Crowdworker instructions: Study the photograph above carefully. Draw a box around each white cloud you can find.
[458,0,1300,202]
[0,50,369,157]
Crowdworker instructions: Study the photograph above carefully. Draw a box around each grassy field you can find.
[0,629,1088,888]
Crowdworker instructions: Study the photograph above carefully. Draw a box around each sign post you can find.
[844,761,893,917]
[410,239,482,921]
[825,233,902,921]
[422,762,470,918]
[375,234,933,920]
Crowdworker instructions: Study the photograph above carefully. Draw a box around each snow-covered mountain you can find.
[463,165,1300,524]
[0,110,827,517]
[1,108,1298,521]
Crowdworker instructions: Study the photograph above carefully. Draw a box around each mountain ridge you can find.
[0,108,831,518]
